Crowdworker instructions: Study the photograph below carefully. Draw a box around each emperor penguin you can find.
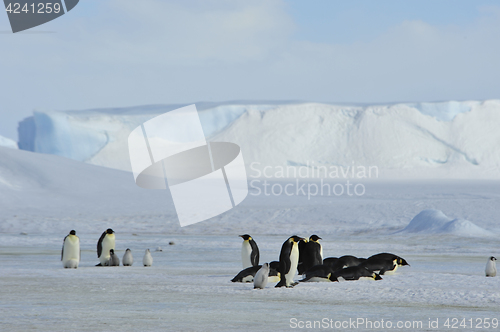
[107,249,120,266]
[369,253,409,267]
[359,257,398,275]
[329,266,382,282]
[239,234,259,269]
[486,256,497,277]
[298,235,323,275]
[275,235,304,288]
[254,263,270,289]
[61,230,80,268]
[97,228,115,266]
[143,249,153,267]
[122,248,133,266]
[299,265,334,282]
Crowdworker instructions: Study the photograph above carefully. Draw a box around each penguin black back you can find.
[369,253,409,266]
[329,266,382,282]
[358,257,397,275]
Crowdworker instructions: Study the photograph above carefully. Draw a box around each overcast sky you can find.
[1,0,499,139]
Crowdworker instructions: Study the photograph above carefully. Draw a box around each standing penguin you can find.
[298,235,323,274]
[276,235,304,288]
[107,249,120,266]
[239,234,259,269]
[61,230,80,269]
[143,249,153,267]
[122,248,134,266]
[254,263,270,289]
[97,228,115,266]
[485,256,497,277]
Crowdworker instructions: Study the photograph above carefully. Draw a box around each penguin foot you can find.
[95,263,102,266]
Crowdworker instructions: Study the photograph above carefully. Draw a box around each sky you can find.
[1,0,500,140]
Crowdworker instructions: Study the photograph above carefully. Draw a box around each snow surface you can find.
[0,134,17,149]
[2,146,500,331]
[17,100,500,178]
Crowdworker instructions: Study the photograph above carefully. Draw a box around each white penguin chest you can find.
[63,236,79,261]
[241,242,252,268]
[288,243,299,274]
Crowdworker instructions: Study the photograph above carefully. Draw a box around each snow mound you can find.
[399,209,492,237]
[0,134,17,149]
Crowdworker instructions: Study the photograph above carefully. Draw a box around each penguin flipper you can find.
[61,245,64,261]
[97,231,106,258]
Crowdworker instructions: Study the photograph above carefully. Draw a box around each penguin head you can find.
[398,258,410,266]
[106,229,114,235]
[262,263,269,269]
[373,273,383,280]
[490,256,497,261]
[109,249,115,255]
[289,235,305,243]
[239,234,252,241]
[309,235,321,242]
[126,248,131,252]
[146,249,150,253]
[69,230,76,235]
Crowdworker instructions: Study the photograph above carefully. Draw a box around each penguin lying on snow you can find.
[231,261,280,283]
[486,256,497,277]
[61,230,80,269]
[358,257,398,275]
[240,234,259,269]
[299,264,334,282]
[322,255,366,273]
[330,266,382,282]
[368,253,409,267]
[276,235,304,288]
[96,229,115,266]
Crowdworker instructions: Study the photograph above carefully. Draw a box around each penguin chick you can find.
[486,256,497,277]
[122,248,133,266]
[143,249,153,267]
[254,263,270,289]
[107,249,120,266]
